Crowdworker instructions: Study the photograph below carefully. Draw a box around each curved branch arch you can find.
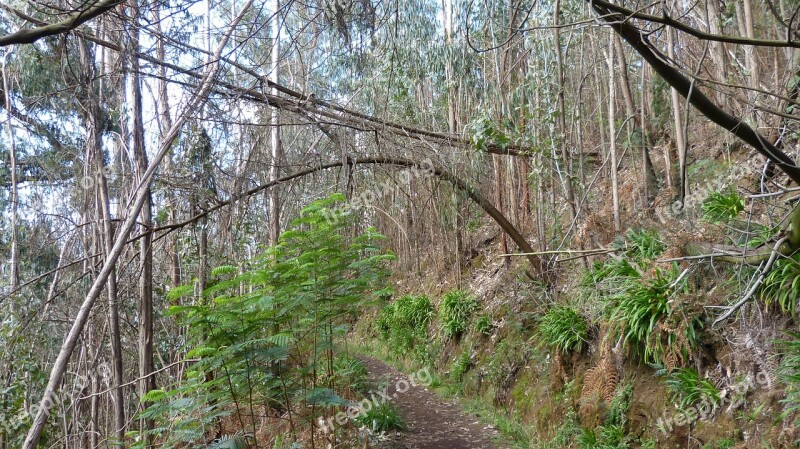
[147,156,548,282]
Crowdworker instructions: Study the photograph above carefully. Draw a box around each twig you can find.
[711,236,790,326]
[499,248,615,257]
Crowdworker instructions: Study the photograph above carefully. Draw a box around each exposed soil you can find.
[359,356,501,449]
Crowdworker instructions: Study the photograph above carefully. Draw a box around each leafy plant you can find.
[451,350,471,383]
[439,290,478,339]
[665,368,720,411]
[778,332,800,421]
[760,253,800,316]
[622,228,664,261]
[608,266,702,363]
[355,402,407,432]
[130,195,394,448]
[376,294,434,353]
[702,190,745,223]
[538,306,589,354]
[475,315,493,335]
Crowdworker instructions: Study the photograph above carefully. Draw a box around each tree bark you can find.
[269,0,283,246]
[22,5,254,446]
[129,1,156,444]
[607,31,621,233]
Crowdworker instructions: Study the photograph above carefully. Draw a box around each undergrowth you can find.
[440,290,478,339]
[665,368,721,411]
[538,306,589,354]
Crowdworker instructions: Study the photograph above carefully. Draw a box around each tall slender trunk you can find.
[128,2,156,445]
[269,0,283,245]
[607,31,621,233]
[667,26,687,203]
[77,36,126,445]
[154,4,181,287]
[553,0,578,221]
[613,34,657,205]
[2,51,19,290]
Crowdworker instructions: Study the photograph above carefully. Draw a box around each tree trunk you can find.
[607,31,621,233]
[2,51,19,290]
[667,25,687,203]
[129,1,156,444]
[269,0,283,246]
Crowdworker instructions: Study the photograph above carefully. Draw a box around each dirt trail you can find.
[359,357,500,449]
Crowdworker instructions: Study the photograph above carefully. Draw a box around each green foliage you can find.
[578,384,638,449]
[577,424,629,449]
[439,290,478,339]
[475,315,493,335]
[778,332,800,421]
[607,265,700,364]
[354,402,407,432]
[319,354,369,394]
[665,368,720,411]
[760,253,800,316]
[376,294,434,354]
[130,195,394,448]
[621,228,665,261]
[702,190,745,223]
[467,115,511,152]
[700,439,735,449]
[538,306,589,354]
[451,350,471,383]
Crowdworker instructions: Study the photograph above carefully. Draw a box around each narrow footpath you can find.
[360,356,501,449]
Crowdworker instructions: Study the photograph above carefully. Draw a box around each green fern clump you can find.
[702,190,745,223]
[622,228,665,262]
[394,294,434,331]
[320,354,369,394]
[475,315,493,335]
[778,332,800,420]
[607,266,699,364]
[376,294,434,353]
[665,368,720,411]
[451,350,471,383]
[538,306,589,354]
[759,253,800,316]
[439,290,478,339]
[354,402,407,432]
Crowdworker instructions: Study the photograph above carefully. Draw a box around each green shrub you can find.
[760,253,800,316]
[608,266,702,363]
[538,306,589,354]
[376,294,434,353]
[778,332,800,421]
[622,228,665,261]
[475,315,493,335]
[665,368,720,411]
[355,402,407,432]
[439,290,478,339]
[319,354,369,394]
[132,194,394,447]
[702,190,745,223]
[451,350,471,383]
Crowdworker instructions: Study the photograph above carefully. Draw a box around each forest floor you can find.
[359,356,502,449]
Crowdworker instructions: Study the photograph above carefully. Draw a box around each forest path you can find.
[359,356,501,449]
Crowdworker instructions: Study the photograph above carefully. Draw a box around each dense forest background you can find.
[4,0,800,447]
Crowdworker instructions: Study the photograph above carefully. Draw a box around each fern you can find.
[439,290,478,339]
[760,253,800,316]
[702,190,745,223]
[538,306,589,354]
[665,368,720,411]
